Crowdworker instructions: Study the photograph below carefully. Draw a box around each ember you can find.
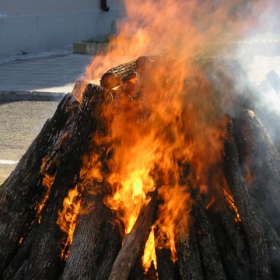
[1,0,280,280]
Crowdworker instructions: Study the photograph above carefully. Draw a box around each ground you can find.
[0,97,60,184]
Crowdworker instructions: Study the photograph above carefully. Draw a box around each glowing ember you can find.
[224,188,242,223]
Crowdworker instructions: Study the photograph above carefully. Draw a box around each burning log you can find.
[109,190,158,280]
[155,228,177,280]
[1,56,280,280]
[100,59,137,90]
[61,185,121,280]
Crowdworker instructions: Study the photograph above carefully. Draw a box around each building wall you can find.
[0,0,125,57]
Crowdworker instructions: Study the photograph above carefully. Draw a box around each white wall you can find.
[0,0,125,57]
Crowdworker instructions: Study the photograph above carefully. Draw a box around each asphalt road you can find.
[0,96,61,184]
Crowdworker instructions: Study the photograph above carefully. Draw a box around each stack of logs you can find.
[0,56,280,280]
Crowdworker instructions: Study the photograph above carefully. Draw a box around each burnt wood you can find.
[109,190,158,280]
[224,118,272,280]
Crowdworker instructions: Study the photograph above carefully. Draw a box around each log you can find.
[193,196,227,280]
[0,84,113,279]
[61,184,121,280]
[207,200,251,280]
[109,190,158,280]
[21,85,113,280]
[100,59,137,90]
[234,109,280,234]
[155,227,176,280]
[0,93,79,273]
[176,216,204,280]
[224,117,272,280]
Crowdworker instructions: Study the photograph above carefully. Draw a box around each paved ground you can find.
[0,52,93,94]
[0,98,60,184]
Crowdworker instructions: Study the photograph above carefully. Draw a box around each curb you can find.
[0,90,67,101]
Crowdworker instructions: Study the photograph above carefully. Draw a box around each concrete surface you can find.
[0,98,60,184]
[0,53,93,94]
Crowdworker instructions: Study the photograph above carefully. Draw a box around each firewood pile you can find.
[0,56,280,280]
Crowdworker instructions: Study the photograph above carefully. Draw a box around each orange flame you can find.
[37,157,55,222]
[77,0,272,269]
[143,227,157,272]
[223,188,242,223]
[57,186,82,260]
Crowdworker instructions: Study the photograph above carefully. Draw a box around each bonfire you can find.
[1,1,280,280]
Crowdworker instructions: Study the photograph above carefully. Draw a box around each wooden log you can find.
[2,225,37,280]
[207,201,251,280]
[23,85,112,280]
[234,109,280,234]
[0,93,79,274]
[176,215,204,280]
[155,228,176,280]
[193,196,227,280]
[224,117,272,280]
[100,59,137,90]
[109,190,158,280]
[61,184,121,280]
[7,85,113,280]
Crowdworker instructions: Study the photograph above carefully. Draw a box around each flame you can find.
[223,188,242,223]
[37,158,55,222]
[77,0,272,269]
[57,186,82,260]
[143,227,157,272]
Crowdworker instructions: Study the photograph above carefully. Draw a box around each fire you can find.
[37,158,55,222]
[57,186,82,260]
[142,227,157,272]
[223,188,242,223]
[75,0,274,273]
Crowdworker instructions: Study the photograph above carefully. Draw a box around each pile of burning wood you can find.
[0,56,280,280]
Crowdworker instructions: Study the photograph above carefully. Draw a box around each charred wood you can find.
[207,202,251,280]
[0,93,79,273]
[176,216,204,280]
[224,118,272,280]
[234,109,280,234]
[100,59,137,90]
[61,186,121,280]
[193,196,227,280]
[155,227,176,280]
[109,190,158,280]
